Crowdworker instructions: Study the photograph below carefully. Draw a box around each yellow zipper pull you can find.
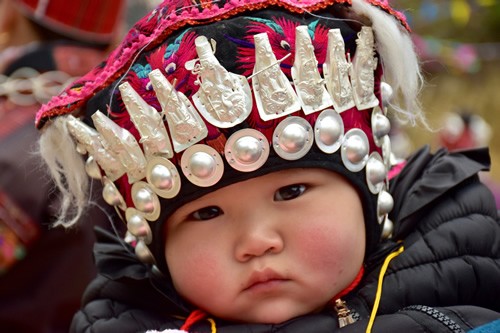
[334,298,355,328]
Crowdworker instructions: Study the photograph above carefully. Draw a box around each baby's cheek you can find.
[294,223,350,268]
[173,250,224,299]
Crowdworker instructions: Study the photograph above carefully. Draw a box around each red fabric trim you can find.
[180,309,208,331]
[332,266,365,300]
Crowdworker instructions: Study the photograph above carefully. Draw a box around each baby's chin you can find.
[218,303,326,325]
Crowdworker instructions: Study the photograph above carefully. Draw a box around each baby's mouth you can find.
[243,268,289,292]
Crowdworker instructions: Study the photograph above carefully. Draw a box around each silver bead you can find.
[381,217,394,239]
[381,135,393,169]
[273,116,313,160]
[124,231,136,244]
[146,156,181,199]
[377,190,394,223]
[380,82,394,107]
[135,239,155,264]
[341,129,369,172]
[85,156,102,179]
[101,177,126,210]
[315,109,344,154]
[366,152,387,194]
[76,144,87,155]
[372,106,391,146]
[131,181,161,221]
[126,208,152,244]
[225,129,269,172]
[181,144,224,187]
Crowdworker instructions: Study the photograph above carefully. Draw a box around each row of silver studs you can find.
[118,107,393,254]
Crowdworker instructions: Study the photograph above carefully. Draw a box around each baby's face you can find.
[165,168,365,324]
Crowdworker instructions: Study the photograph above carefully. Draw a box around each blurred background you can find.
[391,0,500,181]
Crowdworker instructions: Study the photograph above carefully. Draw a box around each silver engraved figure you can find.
[66,115,126,181]
[119,82,174,159]
[149,69,208,152]
[187,36,252,128]
[252,32,300,121]
[92,110,147,183]
[323,29,355,113]
[350,26,379,110]
[291,25,332,114]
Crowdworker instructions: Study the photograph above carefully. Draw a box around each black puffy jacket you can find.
[71,146,500,332]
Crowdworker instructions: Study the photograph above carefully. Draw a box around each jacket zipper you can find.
[334,298,356,328]
[402,305,465,333]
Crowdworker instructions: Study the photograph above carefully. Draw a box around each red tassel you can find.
[180,309,207,331]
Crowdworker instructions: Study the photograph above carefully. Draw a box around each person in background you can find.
[37,0,500,332]
[437,110,500,207]
[0,0,125,332]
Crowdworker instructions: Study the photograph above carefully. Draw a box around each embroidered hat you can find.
[37,0,421,273]
[14,0,125,43]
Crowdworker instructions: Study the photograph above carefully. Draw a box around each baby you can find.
[37,0,500,332]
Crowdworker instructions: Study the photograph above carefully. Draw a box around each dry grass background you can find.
[401,60,500,181]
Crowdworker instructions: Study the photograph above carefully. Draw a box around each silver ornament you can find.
[181,144,224,187]
[315,109,344,154]
[146,156,181,199]
[372,106,391,146]
[126,208,152,244]
[381,135,393,169]
[381,217,394,239]
[341,129,369,172]
[85,156,102,180]
[377,190,394,223]
[273,116,314,160]
[135,239,155,264]
[380,82,393,107]
[131,181,161,221]
[101,176,126,210]
[366,152,387,194]
[225,129,269,172]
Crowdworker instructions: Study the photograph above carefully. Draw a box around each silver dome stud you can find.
[131,181,161,221]
[372,106,391,146]
[377,189,394,224]
[381,217,394,239]
[85,156,102,179]
[341,129,370,172]
[273,116,314,160]
[380,82,394,108]
[125,208,152,244]
[225,129,269,172]
[135,239,155,264]
[102,176,126,210]
[381,135,393,169]
[181,144,224,187]
[314,109,344,154]
[366,152,387,194]
[146,156,181,199]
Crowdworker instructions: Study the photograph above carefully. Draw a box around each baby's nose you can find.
[234,218,284,262]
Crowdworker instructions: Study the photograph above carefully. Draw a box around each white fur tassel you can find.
[351,0,427,127]
[38,116,89,227]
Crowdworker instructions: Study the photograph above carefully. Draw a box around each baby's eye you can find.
[274,184,306,201]
[190,206,223,221]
